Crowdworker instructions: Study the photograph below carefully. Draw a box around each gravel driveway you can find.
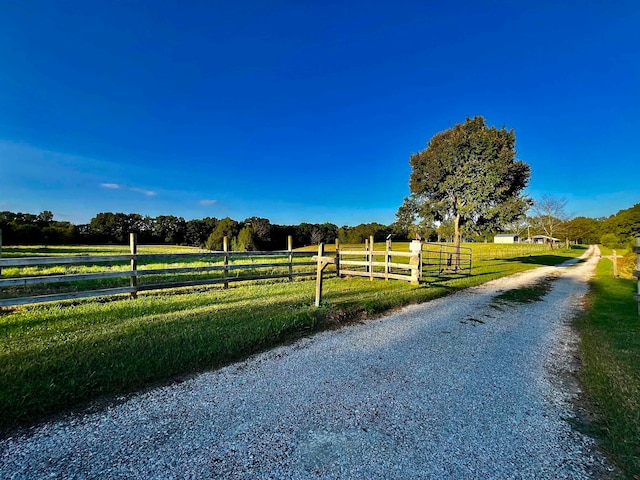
[0,246,614,479]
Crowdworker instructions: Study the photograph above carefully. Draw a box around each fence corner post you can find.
[129,232,138,299]
[315,243,325,307]
[288,235,293,282]
[635,237,640,317]
[0,228,2,277]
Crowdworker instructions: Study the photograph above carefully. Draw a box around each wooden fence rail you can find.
[336,237,423,284]
[0,234,315,308]
[333,239,472,285]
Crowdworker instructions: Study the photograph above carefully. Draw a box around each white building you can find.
[531,235,561,245]
[494,234,518,244]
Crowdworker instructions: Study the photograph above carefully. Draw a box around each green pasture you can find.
[0,243,585,430]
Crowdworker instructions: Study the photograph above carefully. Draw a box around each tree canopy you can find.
[398,116,531,260]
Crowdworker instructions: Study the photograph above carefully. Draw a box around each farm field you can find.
[0,243,586,429]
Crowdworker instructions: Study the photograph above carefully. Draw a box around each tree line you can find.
[0,211,400,250]
[1,203,638,251]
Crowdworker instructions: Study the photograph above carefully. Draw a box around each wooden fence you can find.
[337,238,424,285]
[336,238,472,282]
[635,237,640,316]
[0,234,315,308]
[0,232,475,309]
[312,238,472,306]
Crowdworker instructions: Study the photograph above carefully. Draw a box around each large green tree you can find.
[205,217,240,250]
[602,203,640,244]
[398,116,531,265]
[564,216,602,245]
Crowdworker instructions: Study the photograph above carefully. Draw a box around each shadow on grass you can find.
[505,254,579,266]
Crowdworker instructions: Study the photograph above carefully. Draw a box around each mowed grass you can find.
[574,257,640,478]
[0,243,586,430]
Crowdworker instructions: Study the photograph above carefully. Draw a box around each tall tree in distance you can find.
[530,195,569,249]
[205,217,240,250]
[398,116,531,267]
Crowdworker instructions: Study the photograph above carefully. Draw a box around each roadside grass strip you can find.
[574,257,640,479]
[0,245,585,430]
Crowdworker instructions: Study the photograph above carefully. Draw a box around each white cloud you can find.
[100,183,156,196]
[130,187,157,196]
[200,199,218,206]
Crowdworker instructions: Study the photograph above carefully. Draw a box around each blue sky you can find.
[1,1,638,226]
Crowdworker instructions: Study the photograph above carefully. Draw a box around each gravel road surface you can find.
[1,246,614,479]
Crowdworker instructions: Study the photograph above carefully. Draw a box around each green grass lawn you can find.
[574,257,640,479]
[0,243,586,430]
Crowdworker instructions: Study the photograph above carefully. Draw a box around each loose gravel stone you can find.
[0,246,615,479]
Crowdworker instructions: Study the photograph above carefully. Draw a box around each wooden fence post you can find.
[369,235,375,281]
[635,237,640,316]
[0,228,2,276]
[335,238,340,277]
[409,240,421,285]
[223,236,229,289]
[288,235,293,282]
[129,233,138,299]
[613,249,618,278]
[385,239,391,281]
[315,243,325,307]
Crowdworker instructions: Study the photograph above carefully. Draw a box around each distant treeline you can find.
[1,203,638,250]
[0,211,403,250]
